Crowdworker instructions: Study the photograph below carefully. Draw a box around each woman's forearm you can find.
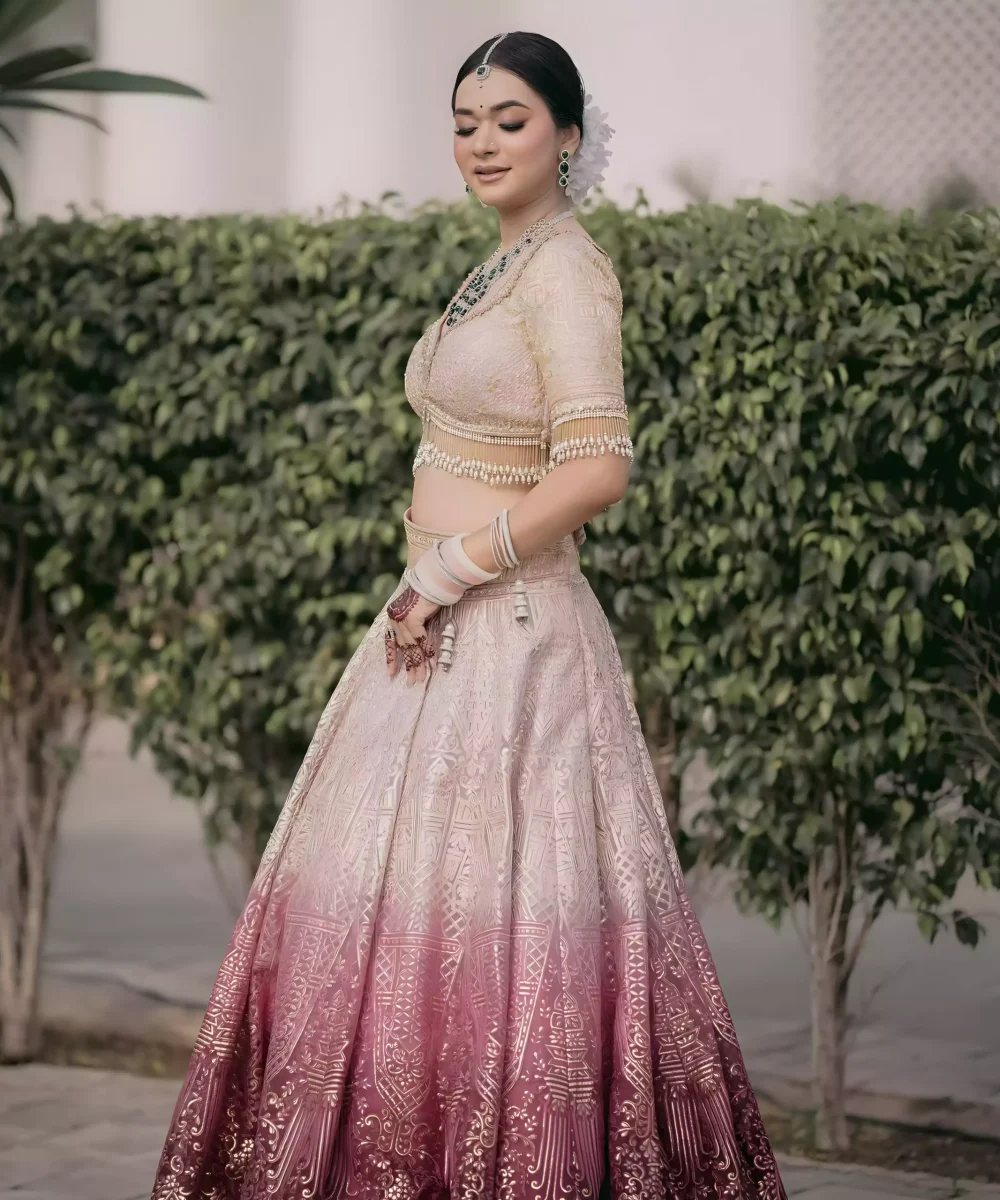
[460,455,631,573]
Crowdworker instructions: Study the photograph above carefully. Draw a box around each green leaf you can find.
[886,586,907,612]
[16,68,207,98]
[953,914,981,947]
[0,44,90,88]
[917,912,939,942]
[0,93,106,131]
[901,302,921,329]
[902,608,924,648]
[0,0,67,45]
[883,613,901,659]
[0,156,14,216]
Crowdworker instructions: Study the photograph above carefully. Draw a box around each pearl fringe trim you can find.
[412,441,547,486]
[551,403,629,428]
[547,432,635,468]
[422,408,547,448]
[413,432,634,483]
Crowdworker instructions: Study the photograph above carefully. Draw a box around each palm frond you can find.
[0,0,66,48]
[18,68,205,98]
[0,92,105,131]
[0,44,90,88]
[0,156,15,217]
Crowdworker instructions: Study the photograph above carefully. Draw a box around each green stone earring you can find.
[466,181,487,208]
[558,149,571,190]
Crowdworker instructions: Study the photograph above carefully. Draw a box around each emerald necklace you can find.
[444,210,574,329]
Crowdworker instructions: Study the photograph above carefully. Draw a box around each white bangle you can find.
[407,546,466,607]
[500,509,520,566]
[489,509,520,570]
[440,533,501,584]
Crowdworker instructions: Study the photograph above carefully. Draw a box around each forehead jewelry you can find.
[475,32,508,84]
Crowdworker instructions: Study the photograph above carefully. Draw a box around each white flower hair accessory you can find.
[564,92,615,206]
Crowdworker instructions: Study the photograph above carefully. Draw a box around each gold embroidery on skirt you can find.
[149,506,788,1200]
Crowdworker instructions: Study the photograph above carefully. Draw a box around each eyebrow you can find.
[453,99,530,117]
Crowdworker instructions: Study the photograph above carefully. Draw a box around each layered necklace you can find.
[444,209,574,329]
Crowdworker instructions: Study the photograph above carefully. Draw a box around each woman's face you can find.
[453,66,580,211]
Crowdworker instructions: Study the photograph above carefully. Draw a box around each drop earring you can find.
[466,182,488,208]
[558,148,571,192]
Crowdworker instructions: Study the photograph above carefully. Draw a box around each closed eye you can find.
[455,122,526,137]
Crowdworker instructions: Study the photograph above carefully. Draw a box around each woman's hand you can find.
[385,584,442,686]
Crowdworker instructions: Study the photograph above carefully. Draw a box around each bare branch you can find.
[824,815,851,967]
[0,534,28,660]
[780,875,808,952]
[935,615,1000,773]
[845,891,887,978]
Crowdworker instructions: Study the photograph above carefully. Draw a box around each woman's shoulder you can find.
[518,224,620,299]
[537,223,614,268]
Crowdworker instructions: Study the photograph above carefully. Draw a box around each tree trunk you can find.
[0,542,90,1062]
[643,696,680,840]
[204,810,261,920]
[807,836,853,1152]
[238,813,262,892]
[0,701,89,1061]
[0,836,49,1063]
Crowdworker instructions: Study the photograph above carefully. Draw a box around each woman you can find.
[151,32,787,1200]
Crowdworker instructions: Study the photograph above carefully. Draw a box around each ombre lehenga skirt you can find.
[151,512,786,1200]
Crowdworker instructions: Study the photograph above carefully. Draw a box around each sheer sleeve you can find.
[522,236,633,473]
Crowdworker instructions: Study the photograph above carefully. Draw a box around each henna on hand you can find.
[387,587,421,623]
[400,641,426,670]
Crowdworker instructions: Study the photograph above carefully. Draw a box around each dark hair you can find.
[451,32,585,138]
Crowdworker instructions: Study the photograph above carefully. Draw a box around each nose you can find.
[470,124,496,157]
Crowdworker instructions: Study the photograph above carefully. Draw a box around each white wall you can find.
[282,1,488,214]
[98,0,289,215]
[511,0,820,210]
[14,0,823,220]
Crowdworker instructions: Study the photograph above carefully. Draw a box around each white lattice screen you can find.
[816,0,1000,209]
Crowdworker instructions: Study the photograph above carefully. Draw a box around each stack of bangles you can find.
[385,509,521,671]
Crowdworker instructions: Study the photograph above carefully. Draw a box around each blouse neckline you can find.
[429,212,582,359]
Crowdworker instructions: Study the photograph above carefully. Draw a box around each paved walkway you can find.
[1,1064,997,1200]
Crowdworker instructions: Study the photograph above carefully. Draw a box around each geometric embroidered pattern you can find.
[405,219,633,490]
[150,527,787,1199]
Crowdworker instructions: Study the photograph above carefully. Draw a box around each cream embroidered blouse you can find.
[403,218,633,488]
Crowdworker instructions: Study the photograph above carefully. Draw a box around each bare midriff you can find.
[407,466,535,566]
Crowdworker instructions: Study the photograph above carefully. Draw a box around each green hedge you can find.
[592,201,1000,930]
[2,200,999,885]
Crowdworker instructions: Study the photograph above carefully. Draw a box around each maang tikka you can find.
[465,33,509,205]
[475,32,508,83]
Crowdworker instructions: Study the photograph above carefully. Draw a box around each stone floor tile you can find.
[0,1142,67,1190]
[19,1158,155,1200]
[0,1123,47,1151]
[43,1117,170,1159]
[776,1154,1000,1199]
